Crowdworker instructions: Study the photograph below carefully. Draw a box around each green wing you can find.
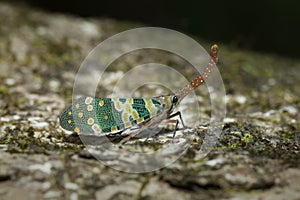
[59,96,164,134]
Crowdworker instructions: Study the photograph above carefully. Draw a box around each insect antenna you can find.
[175,44,219,99]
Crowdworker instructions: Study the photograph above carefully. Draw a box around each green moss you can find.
[279,132,294,139]
[0,84,9,95]
[241,133,254,143]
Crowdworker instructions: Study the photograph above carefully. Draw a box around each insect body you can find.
[59,45,219,140]
[60,95,176,134]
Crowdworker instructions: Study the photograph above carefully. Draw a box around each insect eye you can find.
[172,96,178,104]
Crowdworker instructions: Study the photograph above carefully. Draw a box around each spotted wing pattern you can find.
[59,96,164,134]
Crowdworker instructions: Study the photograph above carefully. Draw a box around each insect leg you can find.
[173,119,179,140]
[165,119,179,140]
[168,111,185,127]
[166,111,185,141]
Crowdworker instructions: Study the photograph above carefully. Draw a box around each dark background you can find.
[5,0,300,58]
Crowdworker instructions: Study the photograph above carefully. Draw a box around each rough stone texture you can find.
[0,2,299,200]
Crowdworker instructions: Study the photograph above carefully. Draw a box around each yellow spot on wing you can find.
[132,110,139,119]
[137,118,143,123]
[99,100,104,106]
[111,126,118,132]
[87,118,94,125]
[75,104,80,109]
[87,105,93,111]
[68,111,72,115]
[74,127,80,132]
[78,112,83,118]
[128,98,133,104]
[85,97,92,104]
[92,124,101,133]
[104,115,108,120]
[112,98,123,111]
[68,120,72,124]
[145,99,156,116]
[145,99,153,109]
[125,104,131,113]
[112,99,122,111]
[116,102,121,110]
[122,112,129,122]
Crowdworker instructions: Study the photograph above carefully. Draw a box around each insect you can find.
[59,44,219,143]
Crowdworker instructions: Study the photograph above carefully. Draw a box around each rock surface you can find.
[0,2,299,200]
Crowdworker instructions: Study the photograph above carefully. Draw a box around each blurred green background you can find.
[6,0,300,58]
